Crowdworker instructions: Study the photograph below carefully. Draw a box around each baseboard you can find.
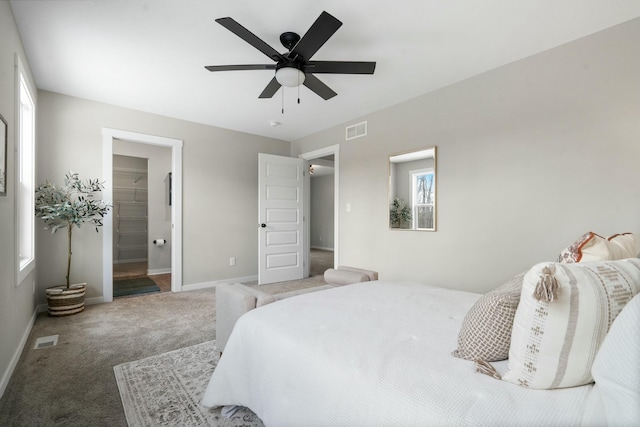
[311,246,334,252]
[0,307,38,399]
[113,258,147,264]
[181,274,258,292]
[86,296,105,306]
[148,268,171,276]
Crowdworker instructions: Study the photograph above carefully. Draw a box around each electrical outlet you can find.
[229,257,236,266]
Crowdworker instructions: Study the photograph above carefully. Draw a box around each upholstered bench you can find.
[216,283,335,352]
[216,266,377,352]
[324,266,378,285]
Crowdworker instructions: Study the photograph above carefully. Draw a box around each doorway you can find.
[112,155,150,295]
[299,144,340,276]
[102,128,183,303]
[111,151,173,297]
[309,155,335,276]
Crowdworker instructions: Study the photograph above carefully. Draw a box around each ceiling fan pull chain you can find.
[282,87,285,114]
[298,74,301,104]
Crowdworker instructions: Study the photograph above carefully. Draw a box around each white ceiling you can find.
[10,1,640,142]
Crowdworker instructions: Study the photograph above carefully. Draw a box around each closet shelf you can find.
[113,167,148,175]
[113,163,148,263]
[116,245,148,251]
[113,186,148,192]
[117,201,148,205]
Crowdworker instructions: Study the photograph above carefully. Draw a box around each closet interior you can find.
[112,155,148,275]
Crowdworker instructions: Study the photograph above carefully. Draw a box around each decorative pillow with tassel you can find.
[500,258,640,389]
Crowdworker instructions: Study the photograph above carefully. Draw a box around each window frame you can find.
[409,167,435,231]
[16,55,36,285]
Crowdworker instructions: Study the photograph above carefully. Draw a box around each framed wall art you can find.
[0,114,7,196]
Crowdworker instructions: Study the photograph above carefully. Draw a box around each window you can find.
[410,168,435,230]
[17,56,35,284]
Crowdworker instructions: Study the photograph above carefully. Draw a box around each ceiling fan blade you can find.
[259,77,282,98]
[205,64,276,72]
[215,17,285,62]
[303,74,337,100]
[305,61,376,74]
[289,11,342,61]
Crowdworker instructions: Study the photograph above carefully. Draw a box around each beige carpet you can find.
[309,248,334,277]
[114,341,263,427]
[0,276,326,427]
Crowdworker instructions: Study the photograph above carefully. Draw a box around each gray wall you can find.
[36,91,290,299]
[0,2,39,397]
[310,174,334,250]
[293,18,640,293]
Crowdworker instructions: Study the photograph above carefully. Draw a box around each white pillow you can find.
[557,232,610,263]
[503,258,640,389]
[557,232,638,263]
[607,233,639,259]
[590,293,640,426]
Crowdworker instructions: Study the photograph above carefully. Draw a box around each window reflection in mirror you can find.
[389,146,436,231]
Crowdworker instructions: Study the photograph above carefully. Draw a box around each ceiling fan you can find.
[205,11,376,100]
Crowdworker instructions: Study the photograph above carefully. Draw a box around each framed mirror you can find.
[388,146,436,231]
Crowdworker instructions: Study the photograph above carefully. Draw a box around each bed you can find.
[201,280,600,426]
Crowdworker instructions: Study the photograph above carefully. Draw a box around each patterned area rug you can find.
[114,341,264,427]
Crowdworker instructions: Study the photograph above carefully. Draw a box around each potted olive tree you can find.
[390,197,412,229]
[35,171,111,316]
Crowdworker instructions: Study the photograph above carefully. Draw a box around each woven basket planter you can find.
[46,283,86,317]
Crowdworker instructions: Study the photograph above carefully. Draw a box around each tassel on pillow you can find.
[533,264,559,302]
[475,359,502,380]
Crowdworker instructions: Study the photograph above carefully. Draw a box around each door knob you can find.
[260,223,266,228]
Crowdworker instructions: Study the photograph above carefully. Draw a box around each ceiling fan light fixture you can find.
[276,66,305,87]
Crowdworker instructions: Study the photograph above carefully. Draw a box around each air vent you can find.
[34,335,59,349]
[345,121,367,141]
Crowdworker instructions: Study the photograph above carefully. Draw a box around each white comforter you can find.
[202,281,592,426]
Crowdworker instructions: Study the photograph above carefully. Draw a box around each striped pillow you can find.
[502,258,640,389]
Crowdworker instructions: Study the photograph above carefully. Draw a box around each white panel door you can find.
[258,153,305,285]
